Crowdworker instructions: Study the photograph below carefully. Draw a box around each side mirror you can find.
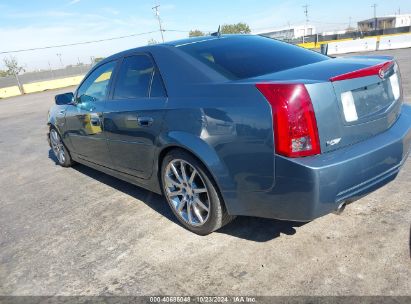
[55,92,74,105]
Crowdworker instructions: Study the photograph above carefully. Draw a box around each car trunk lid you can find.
[319,57,403,153]
[251,56,403,154]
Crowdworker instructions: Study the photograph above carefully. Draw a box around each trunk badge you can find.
[326,138,341,146]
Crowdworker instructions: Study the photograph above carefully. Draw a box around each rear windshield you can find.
[177,35,329,80]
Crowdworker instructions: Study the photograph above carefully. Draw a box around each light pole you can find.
[56,53,63,69]
[78,57,83,73]
[302,4,309,44]
[48,61,55,78]
[371,3,378,31]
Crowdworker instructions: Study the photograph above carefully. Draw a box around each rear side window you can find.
[150,69,167,97]
[113,54,166,99]
[177,35,329,79]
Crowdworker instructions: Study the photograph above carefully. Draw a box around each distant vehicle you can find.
[48,35,411,235]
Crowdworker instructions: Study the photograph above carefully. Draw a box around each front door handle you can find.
[137,117,154,127]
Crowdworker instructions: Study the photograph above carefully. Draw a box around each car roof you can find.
[164,35,225,46]
[99,35,254,63]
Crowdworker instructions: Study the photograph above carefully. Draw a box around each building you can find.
[358,14,411,31]
[253,25,316,40]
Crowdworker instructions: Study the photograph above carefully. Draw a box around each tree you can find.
[91,57,105,65]
[3,56,25,94]
[147,38,158,45]
[189,30,205,37]
[0,70,7,77]
[221,22,251,34]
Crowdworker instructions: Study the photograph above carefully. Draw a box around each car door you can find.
[103,53,167,179]
[64,60,117,166]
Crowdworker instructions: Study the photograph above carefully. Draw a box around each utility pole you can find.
[371,3,378,31]
[78,57,83,73]
[152,5,165,43]
[302,4,309,43]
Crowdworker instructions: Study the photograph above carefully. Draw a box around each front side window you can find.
[77,61,116,103]
[113,55,166,99]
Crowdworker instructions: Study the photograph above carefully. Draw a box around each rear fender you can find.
[157,131,238,214]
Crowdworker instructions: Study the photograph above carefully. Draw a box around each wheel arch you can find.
[155,132,237,214]
[47,114,65,141]
[48,122,68,147]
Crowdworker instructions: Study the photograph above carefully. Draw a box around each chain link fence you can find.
[0,64,92,89]
[287,26,411,45]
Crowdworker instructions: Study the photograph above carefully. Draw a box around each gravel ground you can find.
[0,49,410,296]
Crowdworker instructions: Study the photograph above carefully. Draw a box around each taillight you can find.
[329,60,394,82]
[256,83,321,158]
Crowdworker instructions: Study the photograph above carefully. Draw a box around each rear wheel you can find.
[161,149,235,235]
[49,127,73,167]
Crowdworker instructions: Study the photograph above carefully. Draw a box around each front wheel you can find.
[49,127,73,167]
[161,150,235,235]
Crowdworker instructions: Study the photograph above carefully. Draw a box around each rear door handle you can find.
[137,117,154,127]
[90,117,100,126]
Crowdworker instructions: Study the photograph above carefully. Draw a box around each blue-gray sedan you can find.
[48,35,411,235]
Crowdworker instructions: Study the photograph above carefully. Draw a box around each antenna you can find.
[211,25,222,37]
[152,5,165,43]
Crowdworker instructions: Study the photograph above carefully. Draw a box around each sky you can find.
[0,0,410,71]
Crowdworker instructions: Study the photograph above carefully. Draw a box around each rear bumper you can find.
[231,104,411,221]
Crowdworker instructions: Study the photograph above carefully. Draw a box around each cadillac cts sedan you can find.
[48,35,411,235]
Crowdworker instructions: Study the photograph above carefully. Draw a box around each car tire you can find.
[49,127,73,167]
[161,149,235,235]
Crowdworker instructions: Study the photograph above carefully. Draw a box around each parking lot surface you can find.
[0,49,410,296]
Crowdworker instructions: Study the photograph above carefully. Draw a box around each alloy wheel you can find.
[164,159,210,226]
[50,129,66,164]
